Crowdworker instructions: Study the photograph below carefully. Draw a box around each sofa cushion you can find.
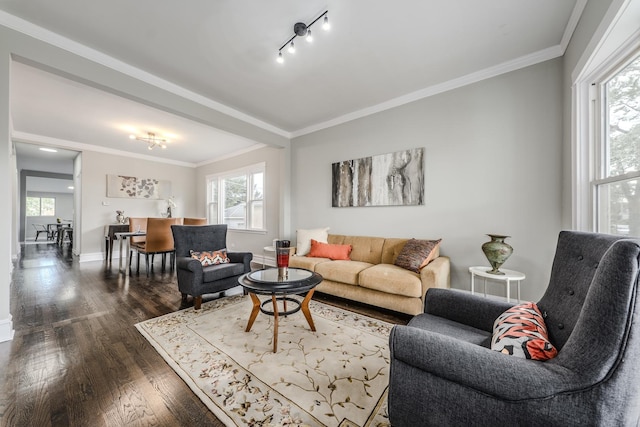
[295,227,330,256]
[288,255,330,271]
[336,235,385,264]
[202,262,247,282]
[381,238,409,264]
[359,264,422,298]
[394,239,442,273]
[309,239,352,260]
[409,313,492,347]
[315,260,373,285]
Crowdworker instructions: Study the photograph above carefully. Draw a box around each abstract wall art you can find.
[332,148,424,207]
[106,174,171,199]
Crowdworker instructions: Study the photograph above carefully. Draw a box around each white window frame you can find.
[574,40,640,233]
[206,162,266,232]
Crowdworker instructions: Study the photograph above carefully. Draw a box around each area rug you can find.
[135,295,393,426]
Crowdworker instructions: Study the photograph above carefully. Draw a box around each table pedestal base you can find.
[245,289,316,352]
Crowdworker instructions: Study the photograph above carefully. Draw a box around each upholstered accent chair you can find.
[388,231,640,426]
[171,224,252,309]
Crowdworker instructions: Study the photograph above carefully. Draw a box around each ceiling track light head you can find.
[276,10,328,64]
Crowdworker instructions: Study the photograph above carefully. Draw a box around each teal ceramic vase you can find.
[481,234,513,275]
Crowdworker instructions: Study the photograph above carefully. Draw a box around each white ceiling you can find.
[2,0,584,167]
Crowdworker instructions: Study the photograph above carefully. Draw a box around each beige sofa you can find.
[288,234,450,316]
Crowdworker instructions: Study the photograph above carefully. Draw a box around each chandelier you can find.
[277,10,330,64]
[129,132,168,150]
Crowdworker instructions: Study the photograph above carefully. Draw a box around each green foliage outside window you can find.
[600,55,640,236]
[26,197,56,216]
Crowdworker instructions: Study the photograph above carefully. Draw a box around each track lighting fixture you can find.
[276,10,329,64]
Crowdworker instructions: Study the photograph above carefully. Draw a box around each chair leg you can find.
[194,296,202,310]
[146,254,150,277]
[136,252,141,274]
[181,293,188,304]
[161,253,166,272]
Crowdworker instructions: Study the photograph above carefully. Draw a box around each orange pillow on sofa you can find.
[308,239,352,260]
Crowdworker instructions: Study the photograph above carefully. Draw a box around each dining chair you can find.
[32,224,49,241]
[57,225,73,246]
[134,217,181,276]
[128,217,148,268]
[183,217,207,225]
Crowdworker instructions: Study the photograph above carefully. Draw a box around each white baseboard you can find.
[79,252,102,263]
[79,252,114,263]
[0,315,14,343]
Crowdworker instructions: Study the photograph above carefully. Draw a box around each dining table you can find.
[105,224,130,262]
[47,222,71,240]
[115,230,146,274]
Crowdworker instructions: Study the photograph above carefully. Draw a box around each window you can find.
[207,163,265,231]
[26,196,56,216]
[592,53,640,236]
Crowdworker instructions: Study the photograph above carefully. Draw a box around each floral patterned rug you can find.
[135,295,393,426]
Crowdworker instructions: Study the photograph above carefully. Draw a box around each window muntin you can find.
[207,163,265,231]
[26,197,56,216]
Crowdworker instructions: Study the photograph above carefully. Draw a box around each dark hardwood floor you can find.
[0,242,410,427]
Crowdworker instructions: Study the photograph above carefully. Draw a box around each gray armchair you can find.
[171,224,252,310]
[388,231,640,426]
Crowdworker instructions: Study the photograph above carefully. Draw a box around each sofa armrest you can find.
[228,251,253,272]
[389,325,581,400]
[423,288,514,332]
[419,256,450,298]
[176,256,203,273]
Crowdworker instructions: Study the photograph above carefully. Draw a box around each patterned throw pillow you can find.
[491,302,558,361]
[394,238,442,273]
[190,249,230,266]
[308,239,352,260]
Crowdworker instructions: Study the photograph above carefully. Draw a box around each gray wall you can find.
[291,59,564,302]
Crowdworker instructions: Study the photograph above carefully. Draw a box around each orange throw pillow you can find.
[308,239,352,260]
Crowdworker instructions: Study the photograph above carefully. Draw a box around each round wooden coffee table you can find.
[238,268,323,352]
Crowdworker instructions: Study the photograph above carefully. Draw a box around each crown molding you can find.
[0,11,291,139]
[561,0,589,53]
[195,143,268,168]
[291,44,564,138]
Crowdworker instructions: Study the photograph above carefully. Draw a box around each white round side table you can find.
[468,266,526,302]
[263,246,276,268]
